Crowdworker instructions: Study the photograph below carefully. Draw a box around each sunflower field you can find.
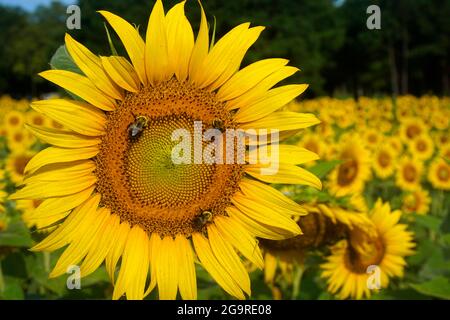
[0,0,449,302]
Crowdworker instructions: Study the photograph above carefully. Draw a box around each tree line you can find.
[0,0,448,98]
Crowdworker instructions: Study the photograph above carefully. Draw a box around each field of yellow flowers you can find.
[0,94,448,300]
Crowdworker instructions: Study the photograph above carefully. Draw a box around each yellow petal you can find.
[207,224,251,295]
[175,235,197,300]
[98,10,146,85]
[39,70,116,111]
[22,160,95,185]
[226,66,298,110]
[239,112,320,131]
[113,226,149,300]
[231,193,302,236]
[166,1,194,81]
[32,194,100,252]
[239,177,304,213]
[214,215,264,269]
[105,221,130,284]
[31,99,106,136]
[216,58,288,101]
[65,33,123,100]
[235,84,308,122]
[80,210,119,277]
[145,0,170,84]
[245,162,322,189]
[153,236,178,300]
[10,175,97,200]
[188,2,209,80]
[26,124,100,148]
[26,186,94,222]
[226,206,290,240]
[24,146,99,175]
[192,233,245,300]
[101,56,140,93]
[247,144,319,166]
[49,206,109,278]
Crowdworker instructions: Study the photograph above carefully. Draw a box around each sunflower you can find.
[6,128,35,153]
[372,144,396,179]
[26,110,49,128]
[395,156,423,191]
[4,110,25,132]
[320,200,415,299]
[399,117,427,143]
[328,135,371,196]
[401,189,430,215]
[5,150,36,185]
[427,157,450,190]
[11,1,321,300]
[298,133,325,166]
[407,133,434,161]
[362,128,381,151]
[261,196,373,287]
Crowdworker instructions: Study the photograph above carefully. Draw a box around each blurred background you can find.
[0,0,449,98]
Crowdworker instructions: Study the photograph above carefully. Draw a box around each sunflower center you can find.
[378,151,390,167]
[32,116,44,126]
[14,155,32,176]
[406,125,420,139]
[95,79,245,237]
[437,165,449,181]
[337,159,358,186]
[416,140,427,152]
[403,164,417,182]
[9,116,19,126]
[345,236,385,274]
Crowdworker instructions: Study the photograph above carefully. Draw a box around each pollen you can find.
[95,79,245,237]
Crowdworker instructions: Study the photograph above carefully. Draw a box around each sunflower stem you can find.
[0,260,4,294]
[291,264,304,300]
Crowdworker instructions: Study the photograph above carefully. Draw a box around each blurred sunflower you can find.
[298,133,325,166]
[396,156,423,191]
[6,128,35,153]
[320,200,415,299]
[26,110,49,128]
[11,0,321,300]
[4,110,25,132]
[5,150,36,185]
[399,117,428,144]
[328,135,371,196]
[407,133,434,161]
[362,128,381,150]
[372,144,396,179]
[0,169,6,215]
[401,189,430,215]
[427,157,450,190]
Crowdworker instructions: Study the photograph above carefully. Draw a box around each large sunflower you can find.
[320,200,415,299]
[11,1,321,300]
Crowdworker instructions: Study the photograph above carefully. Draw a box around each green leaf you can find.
[0,220,32,247]
[413,214,442,232]
[308,160,342,179]
[49,45,83,101]
[410,277,450,299]
[0,276,24,300]
[49,45,82,74]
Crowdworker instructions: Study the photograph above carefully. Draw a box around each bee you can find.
[192,210,213,232]
[212,118,225,132]
[128,115,148,140]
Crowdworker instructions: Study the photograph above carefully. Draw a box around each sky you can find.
[0,0,75,11]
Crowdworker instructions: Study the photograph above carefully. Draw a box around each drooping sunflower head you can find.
[328,135,371,196]
[427,157,450,190]
[320,200,415,300]
[395,156,423,192]
[12,0,321,300]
